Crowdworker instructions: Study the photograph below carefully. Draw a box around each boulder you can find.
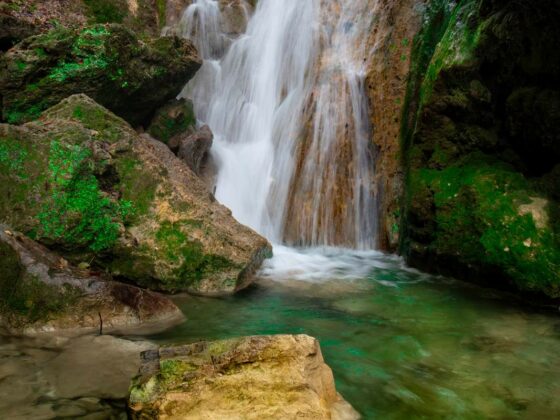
[177,124,213,175]
[128,335,359,419]
[147,98,197,151]
[0,23,201,126]
[0,94,271,295]
[0,225,183,335]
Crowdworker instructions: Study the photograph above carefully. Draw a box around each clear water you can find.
[148,247,560,419]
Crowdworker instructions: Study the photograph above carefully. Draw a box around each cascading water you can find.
[175,0,379,252]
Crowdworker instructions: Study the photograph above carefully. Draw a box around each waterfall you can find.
[175,0,378,250]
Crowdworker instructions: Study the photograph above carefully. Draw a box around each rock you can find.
[401,0,560,299]
[0,23,201,126]
[148,98,196,150]
[0,0,164,36]
[177,124,213,175]
[128,335,360,419]
[0,94,271,294]
[164,0,254,36]
[0,225,183,335]
[0,14,39,52]
[44,335,156,400]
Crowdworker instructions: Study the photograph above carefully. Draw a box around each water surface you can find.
[150,246,560,419]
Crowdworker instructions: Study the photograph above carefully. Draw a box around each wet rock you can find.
[147,98,196,151]
[0,225,183,335]
[128,334,359,419]
[0,23,201,126]
[0,94,271,295]
[164,0,254,36]
[177,124,213,175]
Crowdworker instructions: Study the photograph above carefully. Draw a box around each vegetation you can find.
[36,140,133,252]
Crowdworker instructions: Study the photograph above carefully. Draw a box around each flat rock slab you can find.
[129,334,360,419]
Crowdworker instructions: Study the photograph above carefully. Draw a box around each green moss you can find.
[36,140,132,252]
[148,100,196,144]
[116,157,157,219]
[411,154,560,296]
[0,139,28,177]
[155,221,236,290]
[47,26,111,82]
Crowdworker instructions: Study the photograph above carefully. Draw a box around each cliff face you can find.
[364,0,423,250]
[399,0,560,298]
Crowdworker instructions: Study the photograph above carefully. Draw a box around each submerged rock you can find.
[0,225,182,335]
[128,334,359,419]
[0,94,271,295]
[0,23,201,126]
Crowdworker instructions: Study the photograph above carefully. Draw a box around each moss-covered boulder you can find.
[128,335,359,419]
[0,94,271,294]
[401,0,560,298]
[0,23,201,126]
[147,98,196,150]
[0,225,183,335]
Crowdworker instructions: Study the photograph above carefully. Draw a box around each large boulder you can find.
[128,335,359,419]
[0,225,183,335]
[0,94,271,295]
[0,23,201,126]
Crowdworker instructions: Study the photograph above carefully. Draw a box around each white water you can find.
[176,0,378,248]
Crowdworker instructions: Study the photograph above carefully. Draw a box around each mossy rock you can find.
[148,98,196,148]
[0,23,201,127]
[128,335,357,419]
[0,95,271,295]
[0,225,182,334]
[401,0,560,298]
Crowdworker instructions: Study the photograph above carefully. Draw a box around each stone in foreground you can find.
[0,226,183,335]
[129,334,359,419]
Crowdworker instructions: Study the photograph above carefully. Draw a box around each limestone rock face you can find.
[364,0,423,251]
[0,225,183,335]
[0,94,271,295]
[128,335,360,419]
[0,23,201,126]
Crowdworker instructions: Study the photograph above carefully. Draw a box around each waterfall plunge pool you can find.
[1,246,560,418]
[147,246,560,419]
